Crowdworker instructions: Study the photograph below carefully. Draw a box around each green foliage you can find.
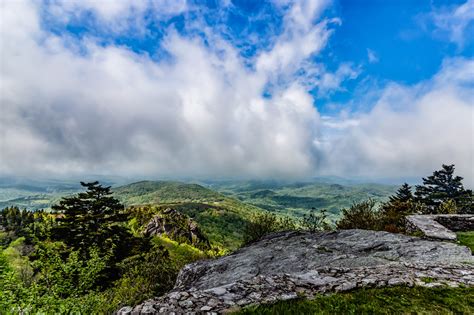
[436,199,458,214]
[129,206,211,250]
[152,236,210,266]
[236,286,474,315]
[389,183,413,203]
[112,181,263,250]
[336,199,380,230]
[243,212,297,244]
[0,181,216,314]
[32,242,109,297]
[103,244,177,312]
[0,207,45,241]
[212,180,397,220]
[378,200,426,233]
[0,240,109,313]
[114,181,224,205]
[51,181,151,285]
[415,164,473,214]
[457,231,474,252]
[301,209,331,232]
[52,181,128,251]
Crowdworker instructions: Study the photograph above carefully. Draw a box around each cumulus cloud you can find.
[1,0,472,186]
[0,0,330,179]
[320,58,474,186]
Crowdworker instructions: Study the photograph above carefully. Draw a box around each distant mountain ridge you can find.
[114,181,224,206]
[207,180,397,219]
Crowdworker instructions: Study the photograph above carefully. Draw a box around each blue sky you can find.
[1,0,473,184]
[40,0,473,114]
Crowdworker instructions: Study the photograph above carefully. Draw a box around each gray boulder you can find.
[130,230,474,314]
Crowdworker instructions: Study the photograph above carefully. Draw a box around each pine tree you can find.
[389,183,413,203]
[415,164,473,214]
[52,181,129,253]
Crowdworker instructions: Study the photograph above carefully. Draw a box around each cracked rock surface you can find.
[123,230,474,314]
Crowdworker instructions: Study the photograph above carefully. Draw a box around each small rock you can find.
[179,300,194,308]
[280,292,298,300]
[336,282,356,292]
[117,306,132,315]
[140,305,155,314]
[388,278,405,286]
[168,292,181,300]
[200,305,212,311]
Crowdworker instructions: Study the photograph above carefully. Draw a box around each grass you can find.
[236,286,474,315]
[457,231,474,252]
[152,235,209,267]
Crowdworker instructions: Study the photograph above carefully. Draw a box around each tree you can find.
[415,164,473,214]
[389,183,413,203]
[52,182,131,256]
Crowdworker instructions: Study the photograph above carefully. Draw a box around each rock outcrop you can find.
[145,208,211,250]
[125,230,474,314]
[406,214,474,241]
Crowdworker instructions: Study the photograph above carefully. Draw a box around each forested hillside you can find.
[207,180,398,220]
[114,181,263,249]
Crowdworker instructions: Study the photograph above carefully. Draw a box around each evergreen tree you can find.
[415,164,473,214]
[52,182,130,254]
[389,183,413,203]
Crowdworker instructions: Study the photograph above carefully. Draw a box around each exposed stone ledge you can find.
[406,214,474,241]
[125,264,473,314]
[121,230,474,314]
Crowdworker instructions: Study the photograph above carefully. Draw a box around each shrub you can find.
[301,209,331,232]
[336,199,380,230]
[436,199,458,214]
[378,200,427,233]
[243,212,297,244]
[104,245,178,312]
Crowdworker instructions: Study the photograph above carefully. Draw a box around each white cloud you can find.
[0,0,328,179]
[431,0,474,47]
[1,0,472,187]
[256,0,337,88]
[321,58,474,186]
[316,63,359,96]
[367,48,378,63]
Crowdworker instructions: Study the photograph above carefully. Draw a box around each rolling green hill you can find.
[114,181,224,205]
[0,178,399,247]
[114,181,264,250]
[206,180,398,220]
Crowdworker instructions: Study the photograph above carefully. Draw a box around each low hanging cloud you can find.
[320,58,474,186]
[0,0,473,185]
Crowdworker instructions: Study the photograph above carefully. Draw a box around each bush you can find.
[436,199,458,214]
[301,209,331,232]
[336,200,380,230]
[31,242,109,297]
[103,245,178,312]
[243,212,297,244]
[378,200,427,233]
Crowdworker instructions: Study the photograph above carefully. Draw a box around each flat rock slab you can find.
[128,230,474,314]
[406,214,474,241]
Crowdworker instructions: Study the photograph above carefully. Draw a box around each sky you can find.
[0,0,473,185]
